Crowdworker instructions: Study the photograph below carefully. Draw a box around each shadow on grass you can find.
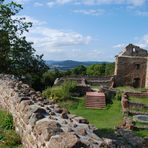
[93,128,116,139]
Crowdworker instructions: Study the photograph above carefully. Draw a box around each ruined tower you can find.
[114,44,148,88]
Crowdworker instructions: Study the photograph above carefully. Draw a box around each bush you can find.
[42,81,77,101]
[3,130,21,146]
[61,81,77,99]
[0,110,22,147]
[115,91,122,101]
[0,110,13,130]
[42,87,52,99]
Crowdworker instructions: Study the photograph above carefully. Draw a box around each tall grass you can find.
[0,109,22,147]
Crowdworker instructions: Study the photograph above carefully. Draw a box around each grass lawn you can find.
[116,86,148,93]
[0,109,22,148]
[129,96,148,106]
[90,85,100,91]
[134,130,148,138]
[60,98,123,129]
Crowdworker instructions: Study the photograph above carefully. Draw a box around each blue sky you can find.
[10,0,148,61]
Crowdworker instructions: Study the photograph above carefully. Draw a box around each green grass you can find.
[129,106,148,113]
[134,121,148,127]
[90,85,100,91]
[129,96,148,106]
[134,130,148,138]
[0,109,22,147]
[59,96,148,138]
[60,98,123,129]
[116,86,148,93]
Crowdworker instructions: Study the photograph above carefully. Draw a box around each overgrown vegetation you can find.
[134,130,148,138]
[0,109,22,147]
[42,81,77,101]
[129,96,148,105]
[116,86,148,93]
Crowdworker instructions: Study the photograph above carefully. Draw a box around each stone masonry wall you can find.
[114,56,147,88]
[0,74,115,148]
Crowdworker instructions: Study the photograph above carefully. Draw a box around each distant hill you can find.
[46,60,110,70]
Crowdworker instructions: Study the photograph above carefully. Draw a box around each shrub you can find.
[0,110,13,130]
[0,110,22,147]
[115,91,122,101]
[61,81,77,99]
[3,130,21,146]
[42,81,77,101]
[42,87,52,99]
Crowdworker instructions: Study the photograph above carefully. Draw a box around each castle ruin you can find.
[114,44,148,88]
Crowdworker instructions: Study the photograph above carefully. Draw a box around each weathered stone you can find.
[43,100,49,105]
[103,138,116,148]
[55,107,63,113]
[48,132,87,148]
[50,112,56,116]
[76,128,87,136]
[114,44,148,88]
[74,116,89,124]
[62,108,70,114]
[19,100,33,113]
[30,105,47,115]
[17,97,31,103]
[29,113,45,126]
[34,119,62,136]
[61,112,68,119]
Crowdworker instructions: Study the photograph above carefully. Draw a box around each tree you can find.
[86,63,115,77]
[0,0,48,90]
[72,65,86,76]
[86,64,106,76]
[105,63,115,76]
[41,69,63,88]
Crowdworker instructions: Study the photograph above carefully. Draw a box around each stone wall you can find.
[114,56,147,88]
[0,74,116,148]
[54,76,114,88]
[114,44,148,88]
[126,92,148,98]
[121,93,148,131]
[118,44,147,57]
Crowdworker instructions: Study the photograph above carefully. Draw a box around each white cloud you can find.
[137,34,148,49]
[49,49,102,61]
[12,0,31,4]
[113,44,126,49]
[136,11,148,16]
[33,2,44,7]
[73,9,105,16]
[12,15,46,26]
[128,0,145,6]
[20,16,93,60]
[113,34,148,51]
[28,27,91,48]
[27,27,93,60]
[47,2,56,7]
[46,0,146,7]
[12,0,147,7]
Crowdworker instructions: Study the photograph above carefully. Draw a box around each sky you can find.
[8,0,148,61]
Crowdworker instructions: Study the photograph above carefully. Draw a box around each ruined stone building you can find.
[114,44,148,88]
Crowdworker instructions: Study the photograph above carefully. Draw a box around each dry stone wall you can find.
[0,74,116,148]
